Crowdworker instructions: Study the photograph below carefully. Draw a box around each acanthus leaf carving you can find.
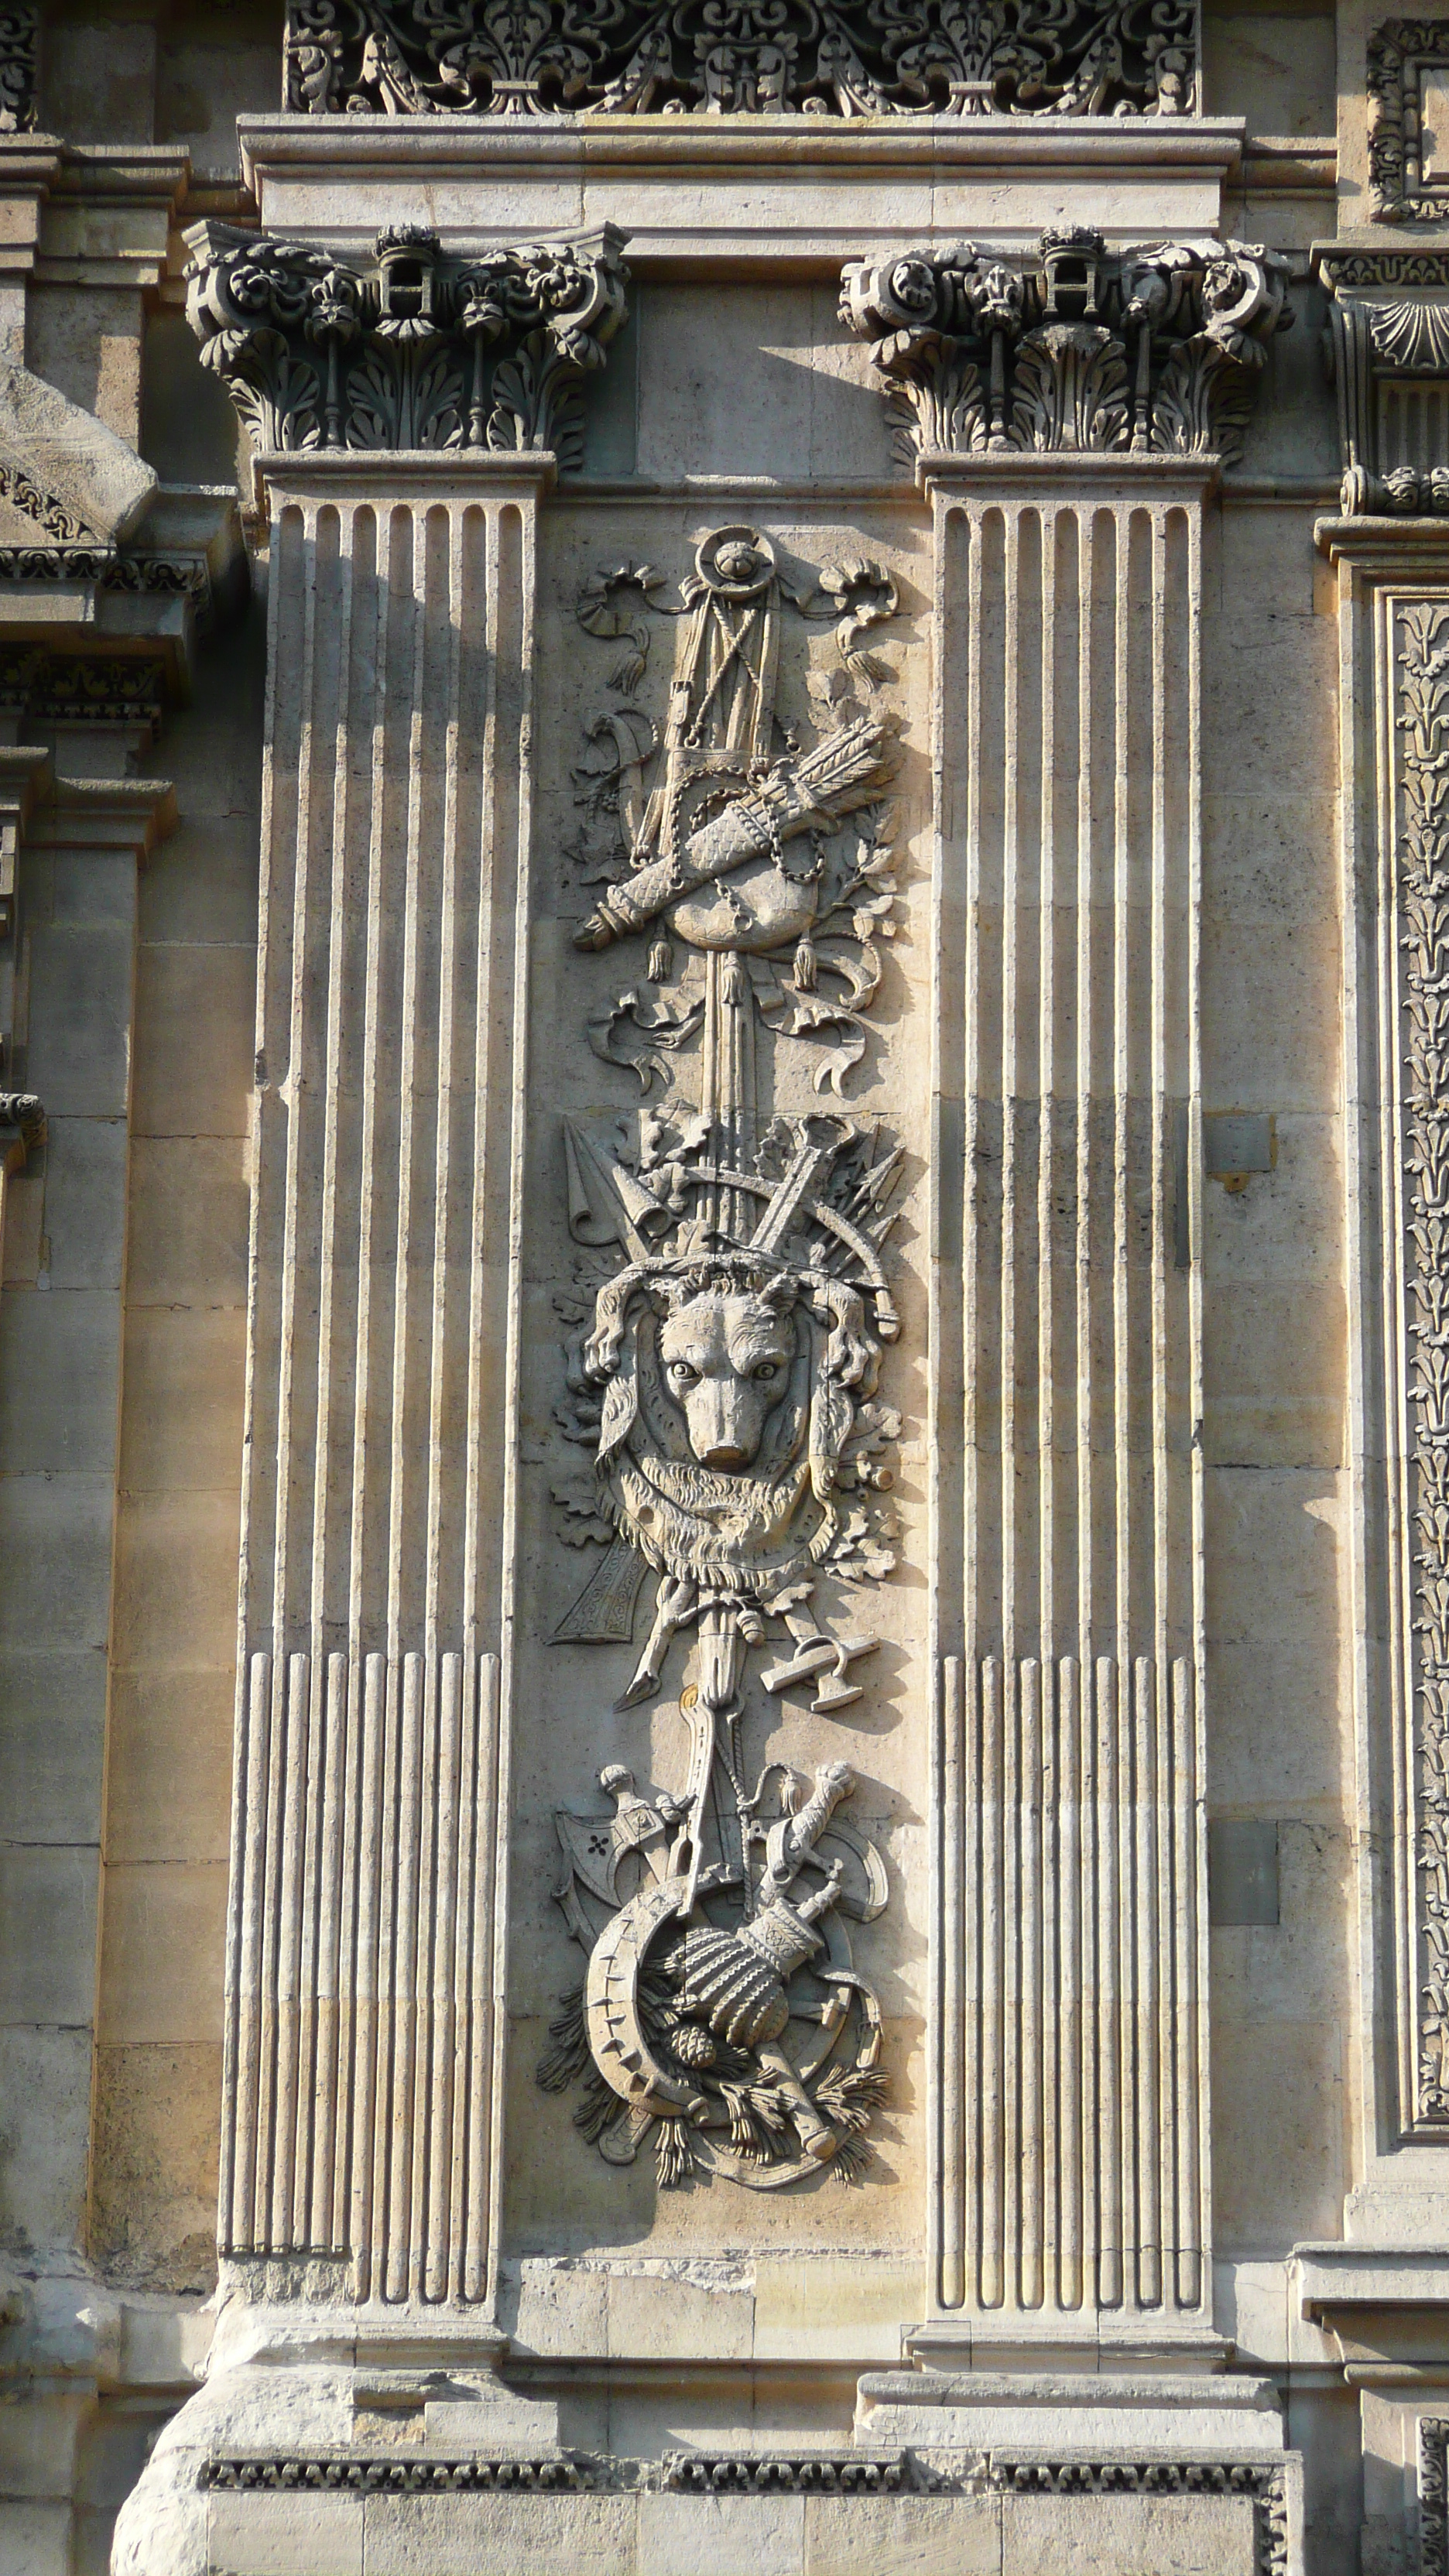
[183,219,630,462]
[841,229,1290,468]
[283,0,1197,122]
[541,524,909,2191]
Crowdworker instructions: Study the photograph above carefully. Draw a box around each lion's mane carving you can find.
[582,1249,882,1597]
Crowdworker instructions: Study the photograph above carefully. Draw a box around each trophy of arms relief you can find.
[539,526,907,2189]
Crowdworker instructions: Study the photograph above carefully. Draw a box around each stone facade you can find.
[0,5,1443,2574]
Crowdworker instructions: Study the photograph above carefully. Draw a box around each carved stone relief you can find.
[1392,598,1449,2128]
[1369,19,1449,223]
[841,228,1290,466]
[183,221,629,469]
[539,526,908,2189]
[284,0,1197,121]
[1318,247,1449,514]
[0,5,36,132]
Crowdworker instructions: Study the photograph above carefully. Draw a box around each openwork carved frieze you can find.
[1320,247,1449,513]
[841,228,1290,466]
[183,221,629,467]
[0,5,36,132]
[1369,19,1449,222]
[285,0,1196,120]
[541,527,906,2191]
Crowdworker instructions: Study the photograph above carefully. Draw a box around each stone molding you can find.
[283,0,1196,120]
[841,229,1290,468]
[1368,19,1449,223]
[235,115,1248,270]
[1317,245,1449,514]
[183,218,629,471]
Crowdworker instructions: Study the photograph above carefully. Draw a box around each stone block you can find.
[803,2493,1001,2574]
[207,2490,363,2576]
[25,923,136,1120]
[137,815,260,951]
[0,356,155,542]
[361,2491,636,2576]
[43,1117,128,1292]
[131,944,257,1141]
[0,1844,98,2026]
[97,1860,228,2045]
[1211,2015,1345,2249]
[636,2489,807,2576]
[103,1669,233,1866]
[999,2491,1256,2574]
[0,2024,91,2257]
[89,2041,221,2297]
[110,1486,243,1672]
[0,2499,73,2576]
[608,2269,755,2362]
[122,1138,249,1309]
[0,1288,121,1475]
[118,1305,246,1494]
[51,852,139,933]
[0,1648,108,1843]
[506,2259,610,2359]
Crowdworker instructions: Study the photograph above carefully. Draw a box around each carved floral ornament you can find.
[840,228,1291,465]
[182,220,629,468]
[285,0,1196,121]
[541,526,908,2192]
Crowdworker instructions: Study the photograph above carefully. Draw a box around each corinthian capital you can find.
[840,229,1290,468]
[183,220,630,468]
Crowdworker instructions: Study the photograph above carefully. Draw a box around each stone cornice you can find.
[842,230,1290,471]
[183,219,629,471]
[236,114,1247,271]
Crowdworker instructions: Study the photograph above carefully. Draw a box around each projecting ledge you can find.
[855,2367,1286,2459]
[238,113,1246,270]
[916,450,1224,499]
[255,449,559,512]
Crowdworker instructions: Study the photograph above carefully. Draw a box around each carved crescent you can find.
[584,1875,708,2125]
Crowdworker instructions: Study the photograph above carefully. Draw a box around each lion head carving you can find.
[581,1252,880,1595]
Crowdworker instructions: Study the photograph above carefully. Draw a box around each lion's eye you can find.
[752,1362,779,1382]
[668,1361,700,1386]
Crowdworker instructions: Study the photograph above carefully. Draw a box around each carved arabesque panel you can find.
[285,0,1197,119]
[1395,599,1449,2129]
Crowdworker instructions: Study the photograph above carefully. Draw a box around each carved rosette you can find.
[284,0,1197,120]
[840,228,1291,468]
[183,220,629,468]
